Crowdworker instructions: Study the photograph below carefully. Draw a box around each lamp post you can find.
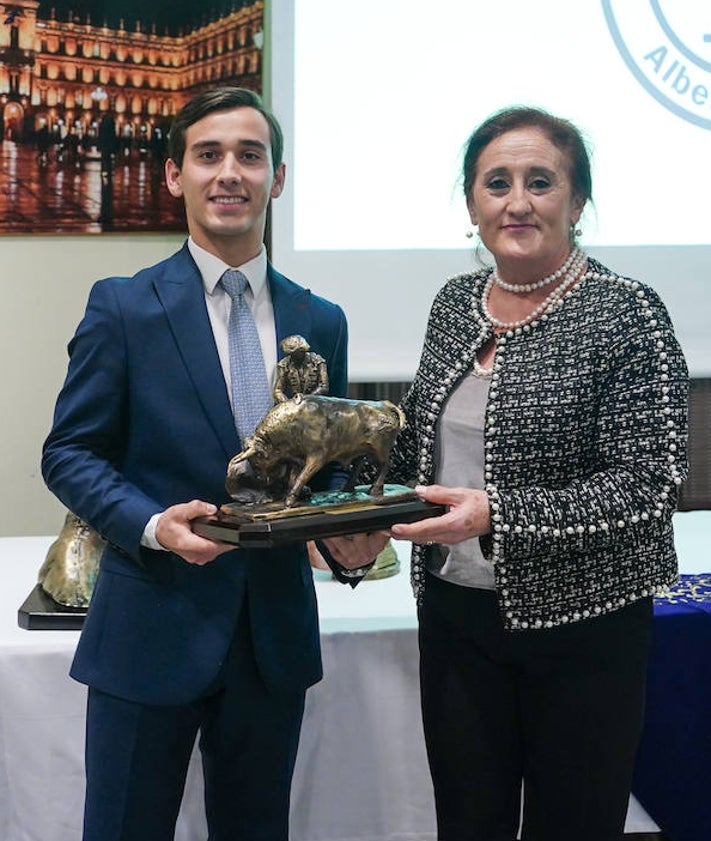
[90,85,108,111]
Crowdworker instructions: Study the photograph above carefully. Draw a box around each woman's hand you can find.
[390,485,491,545]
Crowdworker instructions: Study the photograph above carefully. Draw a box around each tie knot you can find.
[220,269,249,299]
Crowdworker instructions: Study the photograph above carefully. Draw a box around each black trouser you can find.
[418,573,653,841]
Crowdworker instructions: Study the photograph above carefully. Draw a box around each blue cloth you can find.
[220,269,272,443]
[632,574,711,841]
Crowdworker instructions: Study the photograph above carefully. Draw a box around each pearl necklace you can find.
[493,247,581,293]
[472,357,493,378]
[482,251,588,331]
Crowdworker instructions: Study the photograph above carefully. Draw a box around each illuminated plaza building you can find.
[0,0,264,146]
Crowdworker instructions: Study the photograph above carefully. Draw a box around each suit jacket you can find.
[42,243,348,705]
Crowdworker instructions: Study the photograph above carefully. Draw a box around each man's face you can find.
[165,106,285,262]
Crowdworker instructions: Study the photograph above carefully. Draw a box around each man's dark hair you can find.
[462,106,592,206]
[168,87,284,172]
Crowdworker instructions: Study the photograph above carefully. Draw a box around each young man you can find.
[42,87,380,841]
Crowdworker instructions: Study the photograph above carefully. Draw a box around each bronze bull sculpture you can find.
[226,395,406,508]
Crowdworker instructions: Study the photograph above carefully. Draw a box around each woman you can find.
[380,107,689,841]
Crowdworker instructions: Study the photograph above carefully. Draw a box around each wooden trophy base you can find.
[193,484,445,548]
[18,584,87,630]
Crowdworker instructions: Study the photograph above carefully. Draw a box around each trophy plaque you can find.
[193,484,445,547]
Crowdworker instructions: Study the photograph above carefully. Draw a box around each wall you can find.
[1,233,184,537]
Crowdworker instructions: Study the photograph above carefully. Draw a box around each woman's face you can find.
[466,126,584,279]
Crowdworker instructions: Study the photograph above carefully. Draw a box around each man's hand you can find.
[155,500,234,566]
[307,541,331,570]
[321,531,390,568]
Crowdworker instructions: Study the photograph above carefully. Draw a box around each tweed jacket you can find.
[389,258,689,630]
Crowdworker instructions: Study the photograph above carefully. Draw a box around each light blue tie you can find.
[220,269,272,442]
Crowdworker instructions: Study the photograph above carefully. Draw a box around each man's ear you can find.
[271,162,286,199]
[165,158,183,198]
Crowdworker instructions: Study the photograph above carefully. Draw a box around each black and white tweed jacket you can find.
[389,258,689,630]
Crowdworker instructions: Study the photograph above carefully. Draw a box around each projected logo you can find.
[602,0,711,130]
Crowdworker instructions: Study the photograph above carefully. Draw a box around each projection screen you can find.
[269,0,710,380]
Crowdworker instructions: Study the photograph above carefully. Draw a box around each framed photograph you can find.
[0,0,264,233]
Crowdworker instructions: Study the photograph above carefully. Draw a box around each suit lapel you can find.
[152,255,311,459]
[268,265,313,357]
[153,245,239,459]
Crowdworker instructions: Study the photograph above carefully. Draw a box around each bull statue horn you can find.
[228,444,257,470]
[384,400,406,429]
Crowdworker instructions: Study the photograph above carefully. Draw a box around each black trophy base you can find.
[193,484,446,547]
[18,584,87,630]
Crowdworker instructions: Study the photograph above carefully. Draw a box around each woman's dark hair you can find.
[462,106,592,205]
[168,87,284,172]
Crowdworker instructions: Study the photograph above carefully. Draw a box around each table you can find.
[1,511,709,841]
[632,550,711,838]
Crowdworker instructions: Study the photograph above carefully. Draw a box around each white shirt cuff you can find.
[141,513,165,550]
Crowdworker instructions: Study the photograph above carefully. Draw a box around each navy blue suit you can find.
[42,243,349,839]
